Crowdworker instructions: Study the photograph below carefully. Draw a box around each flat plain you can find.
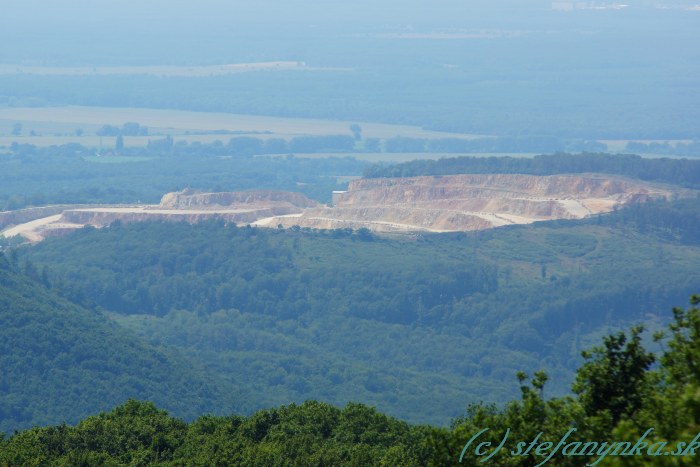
[0,106,483,147]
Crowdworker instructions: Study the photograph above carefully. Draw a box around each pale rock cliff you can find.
[2,175,692,242]
[269,174,686,233]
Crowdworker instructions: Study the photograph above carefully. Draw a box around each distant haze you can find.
[1,0,698,139]
[3,0,699,65]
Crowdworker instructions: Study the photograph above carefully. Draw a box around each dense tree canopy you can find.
[2,297,700,465]
[7,197,700,429]
[0,255,239,434]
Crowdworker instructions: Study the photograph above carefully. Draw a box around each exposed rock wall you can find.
[4,176,692,242]
[337,174,667,206]
[159,190,319,210]
[3,191,320,242]
[271,174,686,233]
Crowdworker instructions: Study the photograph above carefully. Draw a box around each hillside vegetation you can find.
[2,295,700,466]
[0,255,239,434]
[13,197,700,427]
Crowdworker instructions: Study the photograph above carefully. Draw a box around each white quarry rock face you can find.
[272,173,688,233]
[2,174,693,242]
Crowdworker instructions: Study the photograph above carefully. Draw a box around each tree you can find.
[116,135,124,152]
[263,138,288,154]
[122,122,146,136]
[355,227,374,241]
[12,122,22,136]
[350,123,362,141]
[607,296,700,455]
[573,325,655,426]
[228,136,263,156]
[97,124,120,136]
[658,295,700,387]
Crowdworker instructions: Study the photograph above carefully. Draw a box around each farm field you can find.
[0,106,484,145]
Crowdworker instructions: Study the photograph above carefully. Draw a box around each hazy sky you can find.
[5,0,686,30]
[3,0,697,62]
[0,0,695,64]
[0,0,698,138]
[0,1,550,37]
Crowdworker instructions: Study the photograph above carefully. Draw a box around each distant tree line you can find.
[384,136,607,154]
[2,133,615,156]
[112,134,359,156]
[364,153,700,189]
[626,140,700,156]
[97,122,149,137]
[594,197,700,245]
[0,141,368,211]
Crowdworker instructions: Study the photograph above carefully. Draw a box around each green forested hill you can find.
[12,197,700,428]
[2,295,700,466]
[0,255,239,434]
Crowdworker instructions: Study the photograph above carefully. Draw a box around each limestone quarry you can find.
[259,174,689,233]
[1,174,691,242]
[0,190,319,243]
